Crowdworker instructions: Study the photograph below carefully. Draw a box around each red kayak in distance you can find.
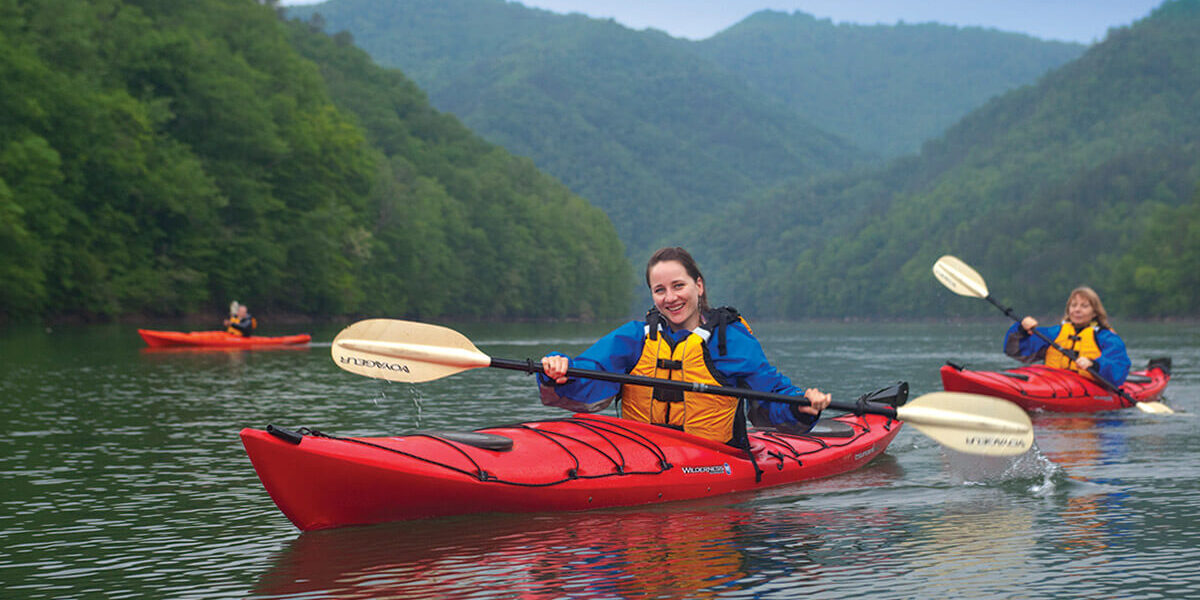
[940,358,1170,413]
[138,329,312,348]
[241,412,902,531]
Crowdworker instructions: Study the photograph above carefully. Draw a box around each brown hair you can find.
[1063,286,1114,332]
[645,247,710,313]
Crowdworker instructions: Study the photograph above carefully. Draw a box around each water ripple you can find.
[1,321,1198,598]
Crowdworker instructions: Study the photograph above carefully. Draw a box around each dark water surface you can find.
[2,320,1197,598]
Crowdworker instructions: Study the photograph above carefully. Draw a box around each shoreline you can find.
[9,312,1199,329]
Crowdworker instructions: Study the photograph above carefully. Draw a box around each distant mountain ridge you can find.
[693,10,1086,157]
[693,0,1199,318]
[426,13,864,255]
[285,0,1078,257]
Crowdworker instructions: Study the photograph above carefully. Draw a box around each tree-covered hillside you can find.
[694,0,1200,319]
[287,0,868,257]
[0,0,629,321]
[693,11,1085,158]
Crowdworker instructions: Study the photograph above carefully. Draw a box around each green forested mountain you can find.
[692,12,1085,158]
[694,0,1200,319]
[287,0,1082,259]
[0,0,629,321]
[5,0,1191,322]
[286,0,868,257]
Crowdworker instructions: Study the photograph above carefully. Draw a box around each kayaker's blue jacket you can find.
[537,315,819,432]
[1003,322,1131,386]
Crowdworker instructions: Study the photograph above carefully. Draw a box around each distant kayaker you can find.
[539,246,832,448]
[1004,286,1131,385]
[224,303,257,337]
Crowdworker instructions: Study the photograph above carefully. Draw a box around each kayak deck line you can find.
[263,414,885,488]
[278,417,675,486]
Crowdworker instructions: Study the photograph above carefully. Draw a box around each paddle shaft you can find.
[488,358,898,418]
[331,318,1034,453]
[985,295,1139,406]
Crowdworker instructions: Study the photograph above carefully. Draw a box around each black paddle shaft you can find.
[987,295,1138,404]
[488,358,899,418]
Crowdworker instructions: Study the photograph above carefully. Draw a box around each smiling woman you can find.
[538,246,834,447]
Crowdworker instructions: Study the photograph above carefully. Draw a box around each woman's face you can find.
[1067,293,1096,326]
[648,260,704,331]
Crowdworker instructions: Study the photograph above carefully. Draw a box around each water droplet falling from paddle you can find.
[408,383,424,427]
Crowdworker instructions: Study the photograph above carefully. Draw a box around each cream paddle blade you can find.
[332,318,491,383]
[898,392,1033,456]
[932,255,989,299]
[1134,399,1175,414]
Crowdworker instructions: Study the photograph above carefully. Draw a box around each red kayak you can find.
[138,329,311,348]
[940,358,1170,413]
[242,412,902,531]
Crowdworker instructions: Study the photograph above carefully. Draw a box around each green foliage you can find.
[1108,173,1200,315]
[0,0,629,321]
[285,0,867,258]
[692,0,1200,319]
[286,22,630,318]
[694,12,1085,158]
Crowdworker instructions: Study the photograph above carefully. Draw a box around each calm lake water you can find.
[2,319,1198,599]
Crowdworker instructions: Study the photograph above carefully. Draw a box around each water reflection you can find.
[251,452,912,599]
[903,497,1036,595]
[254,508,753,599]
[1031,414,1129,468]
[1032,414,1132,558]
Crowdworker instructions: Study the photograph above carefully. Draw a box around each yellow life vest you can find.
[1044,321,1102,378]
[620,308,749,446]
[227,315,257,336]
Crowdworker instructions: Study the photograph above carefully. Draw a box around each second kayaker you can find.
[538,246,832,449]
[224,303,258,338]
[1003,286,1131,385]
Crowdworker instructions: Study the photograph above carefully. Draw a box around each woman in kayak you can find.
[1004,286,1131,385]
[539,246,831,448]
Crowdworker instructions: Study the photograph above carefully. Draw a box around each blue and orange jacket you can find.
[1003,321,1131,386]
[537,308,820,446]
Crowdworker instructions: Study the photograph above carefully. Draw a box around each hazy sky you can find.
[282,0,1166,44]
[517,0,1165,43]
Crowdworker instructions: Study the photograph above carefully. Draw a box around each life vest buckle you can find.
[653,387,684,403]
